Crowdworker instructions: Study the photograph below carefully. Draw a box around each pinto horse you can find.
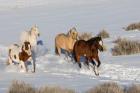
[55,27,78,60]
[8,41,35,72]
[73,36,103,76]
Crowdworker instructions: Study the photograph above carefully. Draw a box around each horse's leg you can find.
[20,61,28,72]
[64,51,69,61]
[94,55,101,68]
[57,46,61,56]
[76,55,81,68]
[55,44,59,55]
[8,56,13,65]
[28,57,35,73]
[70,52,75,62]
[84,57,90,69]
[91,58,99,76]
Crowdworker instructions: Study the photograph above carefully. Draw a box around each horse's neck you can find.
[28,31,37,46]
[67,36,75,43]
[29,31,37,39]
[67,37,77,50]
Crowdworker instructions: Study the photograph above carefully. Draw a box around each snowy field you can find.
[0,0,140,93]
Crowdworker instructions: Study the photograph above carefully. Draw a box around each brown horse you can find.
[73,36,103,76]
[55,27,78,59]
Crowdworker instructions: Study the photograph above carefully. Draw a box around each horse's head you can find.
[90,36,104,52]
[68,27,78,40]
[31,25,40,37]
[97,37,104,51]
[22,41,32,55]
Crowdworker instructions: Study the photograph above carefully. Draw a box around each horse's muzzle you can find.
[99,46,104,52]
[38,33,40,37]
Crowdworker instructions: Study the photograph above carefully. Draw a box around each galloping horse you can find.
[73,36,103,76]
[8,41,35,72]
[20,25,40,50]
[55,27,78,59]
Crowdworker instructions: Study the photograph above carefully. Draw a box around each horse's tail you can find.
[55,39,59,55]
[72,43,77,62]
[55,46,59,55]
[6,49,12,65]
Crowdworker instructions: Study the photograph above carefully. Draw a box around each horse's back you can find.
[9,44,21,54]
[55,33,67,41]
[74,40,86,48]
[73,40,87,54]
[55,33,68,46]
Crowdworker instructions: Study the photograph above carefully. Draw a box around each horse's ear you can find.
[33,24,37,27]
[72,27,76,31]
[31,24,37,30]
[21,45,24,51]
[67,28,72,35]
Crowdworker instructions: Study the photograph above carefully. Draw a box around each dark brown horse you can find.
[73,36,103,76]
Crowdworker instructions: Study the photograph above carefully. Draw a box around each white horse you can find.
[8,42,35,72]
[20,25,40,50]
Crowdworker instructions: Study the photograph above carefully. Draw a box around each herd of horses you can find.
[7,25,104,76]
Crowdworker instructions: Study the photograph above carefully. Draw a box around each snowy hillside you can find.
[0,0,140,93]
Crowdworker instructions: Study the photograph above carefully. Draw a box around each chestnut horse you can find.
[55,27,78,59]
[73,36,103,76]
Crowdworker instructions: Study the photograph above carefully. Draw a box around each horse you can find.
[73,36,103,76]
[7,41,35,73]
[20,25,40,50]
[55,27,78,60]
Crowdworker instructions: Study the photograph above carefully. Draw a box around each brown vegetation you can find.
[78,32,93,40]
[38,86,75,93]
[8,80,36,93]
[8,80,75,93]
[97,29,110,38]
[112,38,140,56]
[7,80,140,93]
[125,84,140,93]
[124,22,140,31]
[86,82,124,93]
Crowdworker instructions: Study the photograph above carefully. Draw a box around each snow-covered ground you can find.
[0,0,140,93]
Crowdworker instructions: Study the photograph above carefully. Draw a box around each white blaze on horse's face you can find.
[99,40,103,46]
[31,25,40,37]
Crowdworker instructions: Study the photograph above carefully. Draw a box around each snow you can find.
[0,0,140,93]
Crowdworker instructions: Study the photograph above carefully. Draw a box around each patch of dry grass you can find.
[86,82,124,93]
[8,81,140,93]
[38,86,75,93]
[8,80,75,93]
[78,32,93,40]
[124,22,140,31]
[125,84,140,93]
[112,38,140,56]
[8,80,36,93]
[97,29,110,38]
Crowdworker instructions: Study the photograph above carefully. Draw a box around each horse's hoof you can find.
[31,69,35,73]
[95,73,99,76]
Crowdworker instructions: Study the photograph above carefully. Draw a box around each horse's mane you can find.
[58,33,68,37]
[28,30,32,36]
[89,36,101,41]
[86,36,102,45]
